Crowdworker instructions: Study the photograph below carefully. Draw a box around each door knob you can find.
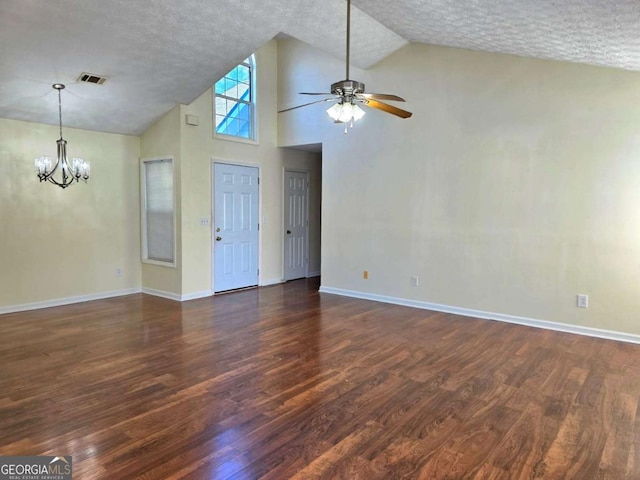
[286,230,291,234]
[216,236,222,241]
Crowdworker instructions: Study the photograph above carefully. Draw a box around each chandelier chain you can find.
[58,87,63,139]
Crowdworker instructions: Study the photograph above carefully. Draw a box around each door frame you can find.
[211,159,262,293]
[283,168,310,281]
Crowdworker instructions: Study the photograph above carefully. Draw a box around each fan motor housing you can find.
[331,80,365,96]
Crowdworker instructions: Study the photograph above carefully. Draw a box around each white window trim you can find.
[140,156,177,268]
[213,55,259,145]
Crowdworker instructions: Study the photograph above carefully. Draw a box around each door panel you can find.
[214,163,259,292]
[284,170,308,281]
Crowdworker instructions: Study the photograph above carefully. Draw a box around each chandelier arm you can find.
[46,176,62,187]
[46,174,75,188]
[47,176,65,187]
[41,159,78,186]
[41,158,61,182]
[43,142,65,180]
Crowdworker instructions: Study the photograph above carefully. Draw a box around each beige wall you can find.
[0,118,141,308]
[0,39,322,308]
[140,105,183,295]
[145,39,322,297]
[278,38,640,335]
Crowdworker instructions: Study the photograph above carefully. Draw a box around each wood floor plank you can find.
[1,278,640,479]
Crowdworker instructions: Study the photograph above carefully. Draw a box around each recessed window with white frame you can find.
[214,54,256,141]
[141,157,176,267]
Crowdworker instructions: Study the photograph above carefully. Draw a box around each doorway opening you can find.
[282,145,322,283]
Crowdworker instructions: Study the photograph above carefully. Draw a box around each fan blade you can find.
[359,93,406,102]
[278,98,335,113]
[300,92,335,96]
[365,99,413,118]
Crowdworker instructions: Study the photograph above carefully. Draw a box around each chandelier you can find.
[35,84,90,188]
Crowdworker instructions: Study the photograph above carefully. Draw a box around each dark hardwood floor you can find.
[1,278,640,479]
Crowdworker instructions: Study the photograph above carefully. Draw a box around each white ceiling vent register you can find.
[78,72,107,85]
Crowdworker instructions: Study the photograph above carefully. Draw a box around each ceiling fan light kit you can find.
[278,0,412,133]
[327,102,365,124]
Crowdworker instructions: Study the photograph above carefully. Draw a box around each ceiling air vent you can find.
[78,72,107,85]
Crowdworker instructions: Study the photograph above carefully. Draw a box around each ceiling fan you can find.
[278,0,412,132]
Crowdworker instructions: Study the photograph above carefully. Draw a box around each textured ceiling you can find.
[1,0,639,136]
[355,0,640,71]
[0,0,404,135]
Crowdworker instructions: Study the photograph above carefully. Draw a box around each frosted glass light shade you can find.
[326,102,365,123]
[326,103,343,122]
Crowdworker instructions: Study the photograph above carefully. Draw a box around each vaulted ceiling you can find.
[1,0,638,136]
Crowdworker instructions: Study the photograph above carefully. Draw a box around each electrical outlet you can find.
[116,267,122,277]
[411,276,419,287]
[577,294,588,308]
[363,270,369,280]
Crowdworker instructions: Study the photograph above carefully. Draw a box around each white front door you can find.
[284,170,309,281]
[213,163,259,292]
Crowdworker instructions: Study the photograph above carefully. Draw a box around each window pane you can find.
[223,77,238,98]
[213,54,255,140]
[226,99,238,116]
[229,118,241,137]
[215,97,226,115]
[238,120,250,138]
[237,103,250,122]
[217,115,231,134]
[237,84,250,101]
[237,65,250,84]
[222,99,230,116]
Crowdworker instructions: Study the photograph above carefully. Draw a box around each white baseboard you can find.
[181,290,213,301]
[142,288,214,302]
[319,286,640,345]
[261,278,284,287]
[307,271,321,278]
[141,287,182,301]
[0,288,142,315]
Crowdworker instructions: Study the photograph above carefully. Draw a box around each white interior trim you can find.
[142,288,214,302]
[0,288,142,315]
[319,286,640,345]
[181,290,214,301]
[140,156,177,268]
[141,287,182,302]
[211,159,263,294]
